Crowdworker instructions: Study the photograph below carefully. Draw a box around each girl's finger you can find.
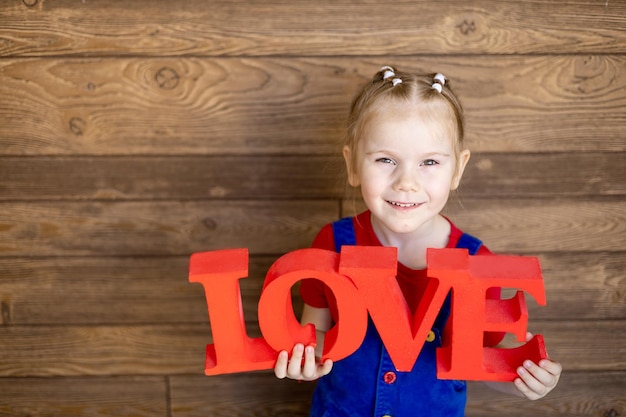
[539,359,563,381]
[518,364,547,396]
[301,345,318,379]
[319,358,334,377]
[286,344,305,379]
[274,350,289,379]
[527,360,560,389]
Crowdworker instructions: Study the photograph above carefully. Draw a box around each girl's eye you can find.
[376,157,396,165]
[422,159,439,166]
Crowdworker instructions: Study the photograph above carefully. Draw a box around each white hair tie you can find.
[392,78,402,86]
[379,65,396,80]
[432,72,446,93]
[383,70,395,80]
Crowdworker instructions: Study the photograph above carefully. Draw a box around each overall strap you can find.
[331,217,356,253]
[456,232,483,255]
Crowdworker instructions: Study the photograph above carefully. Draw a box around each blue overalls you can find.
[309,217,483,417]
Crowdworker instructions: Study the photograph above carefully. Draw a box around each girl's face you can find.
[344,101,470,239]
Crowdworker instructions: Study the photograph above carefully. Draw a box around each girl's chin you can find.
[377,219,430,235]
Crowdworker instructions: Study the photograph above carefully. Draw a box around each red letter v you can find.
[339,246,452,372]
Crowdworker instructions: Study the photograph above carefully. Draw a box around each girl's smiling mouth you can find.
[386,200,421,208]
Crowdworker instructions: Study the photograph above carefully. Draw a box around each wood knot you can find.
[574,56,603,78]
[572,56,610,95]
[69,117,86,136]
[457,19,476,35]
[22,0,38,7]
[603,409,619,417]
[155,67,180,90]
[202,218,218,231]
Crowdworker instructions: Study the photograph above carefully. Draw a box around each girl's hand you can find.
[274,343,333,381]
[513,333,562,400]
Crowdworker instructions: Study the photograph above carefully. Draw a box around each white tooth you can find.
[390,201,415,207]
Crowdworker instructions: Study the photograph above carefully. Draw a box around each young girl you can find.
[274,66,562,416]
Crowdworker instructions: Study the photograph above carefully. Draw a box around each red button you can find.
[383,371,396,384]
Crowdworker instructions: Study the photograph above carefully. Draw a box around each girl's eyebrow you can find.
[422,151,452,158]
[365,149,393,155]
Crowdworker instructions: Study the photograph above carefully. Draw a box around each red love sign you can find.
[189,246,548,381]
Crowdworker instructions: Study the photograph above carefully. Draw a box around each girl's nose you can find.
[393,167,420,192]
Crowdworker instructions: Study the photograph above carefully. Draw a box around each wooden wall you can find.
[1,0,625,415]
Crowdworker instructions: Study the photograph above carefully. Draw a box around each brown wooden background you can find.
[1,0,625,416]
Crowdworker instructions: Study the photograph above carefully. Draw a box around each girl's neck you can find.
[370,214,451,270]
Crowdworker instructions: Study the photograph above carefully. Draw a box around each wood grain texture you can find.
[0,252,622,326]
[0,200,338,256]
[170,373,314,417]
[0,323,211,377]
[1,0,624,57]
[0,156,344,200]
[522,320,626,372]
[532,252,626,320]
[343,198,626,253]
[466,371,626,417]
[1,199,624,257]
[441,199,626,253]
[0,255,274,325]
[1,56,624,156]
[0,376,167,417]
[462,152,626,198]
[1,152,624,201]
[0,321,622,377]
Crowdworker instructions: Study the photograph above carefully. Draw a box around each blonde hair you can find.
[345,66,466,172]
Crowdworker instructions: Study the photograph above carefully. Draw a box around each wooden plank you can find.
[0,255,278,325]
[1,0,624,57]
[1,199,624,257]
[170,373,313,417]
[0,156,343,200]
[0,252,622,326]
[0,321,622,376]
[0,376,167,417]
[441,199,626,253]
[530,252,626,320]
[1,153,624,200]
[1,56,624,155]
[0,200,338,257]
[0,323,211,376]
[466,371,626,417]
[525,320,626,372]
[343,198,626,253]
[462,153,626,198]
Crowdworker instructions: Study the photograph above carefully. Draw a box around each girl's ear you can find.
[451,149,471,190]
[343,146,361,187]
